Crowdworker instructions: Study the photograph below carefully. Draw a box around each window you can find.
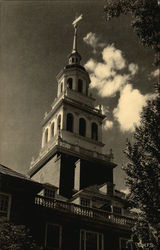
[66,113,74,132]
[45,129,48,143]
[120,238,133,250]
[91,123,98,141]
[113,206,122,214]
[51,123,54,137]
[0,193,11,219]
[67,78,73,89]
[79,118,86,137]
[81,198,91,207]
[60,82,63,93]
[45,223,62,250]
[80,230,104,250]
[57,115,61,130]
[78,79,83,93]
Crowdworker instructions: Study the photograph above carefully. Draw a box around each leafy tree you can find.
[104,0,160,65]
[123,82,160,249]
[0,218,43,250]
[104,1,160,248]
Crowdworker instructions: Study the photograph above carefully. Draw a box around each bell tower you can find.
[29,15,116,198]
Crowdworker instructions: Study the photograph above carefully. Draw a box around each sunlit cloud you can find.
[149,69,159,78]
[83,32,105,53]
[83,32,151,132]
[103,120,114,130]
[84,41,138,98]
[129,63,138,76]
[113,84,148,132]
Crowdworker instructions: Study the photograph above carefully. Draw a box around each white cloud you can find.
[113,84,148,132]
[83,32,145,132]
[98,74,129,97]
[85,58,97,72]
[103,120,113,130]
[83,32,105,53]
[84,38,138,98]
[129,63,139,76]
[150,69,159,78]
[102,46,126,70]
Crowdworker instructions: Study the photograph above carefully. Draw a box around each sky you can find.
[0,0,158,191]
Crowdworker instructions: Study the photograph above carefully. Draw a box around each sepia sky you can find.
[0,0,157,190]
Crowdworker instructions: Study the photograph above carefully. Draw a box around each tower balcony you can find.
[30,131,114,171]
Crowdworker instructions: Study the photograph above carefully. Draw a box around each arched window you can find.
[79,118,86,137]
[67,78,73,89]
[57,115,61,130]
[66,113,74,132]
[91,122,98,141]
[51,123,54,137]
[45,129,48,143]
[60,82,63,93]
[78,79,83,93]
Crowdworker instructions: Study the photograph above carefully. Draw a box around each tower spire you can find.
[72,14,83,53]
[72,25,77,53]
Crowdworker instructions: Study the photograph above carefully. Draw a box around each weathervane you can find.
[72,14,83,53]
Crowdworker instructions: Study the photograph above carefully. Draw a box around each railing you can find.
[30,135,113,169]
[35,195,134,227]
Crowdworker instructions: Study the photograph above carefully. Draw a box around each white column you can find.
[48,125,52,141]
[74,159,81,190]
[41,130,45,148]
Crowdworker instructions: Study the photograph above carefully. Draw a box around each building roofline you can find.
[0,163,43,190]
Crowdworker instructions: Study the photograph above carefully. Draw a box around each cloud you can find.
[129,63,139,76]
[102,46,126,70]
[150,69,159,78]
[85,59,97,72]
[84,32,149,132]
[113,84,148,132]
[103,120,113,130]
[85,43,138,98]
[83,32,105,53]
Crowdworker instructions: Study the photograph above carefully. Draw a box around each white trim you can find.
[45,222,62,250]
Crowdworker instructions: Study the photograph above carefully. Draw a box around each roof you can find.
[0,164,29,179]
[0,163,42,187]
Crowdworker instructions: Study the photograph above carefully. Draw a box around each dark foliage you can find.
[0,218,43,250]
[123,83,160,249]
[104,0,160,65]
